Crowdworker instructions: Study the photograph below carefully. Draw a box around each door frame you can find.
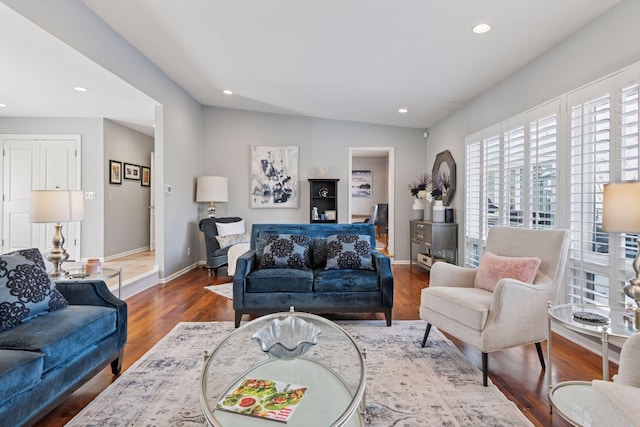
[348,147,395,257]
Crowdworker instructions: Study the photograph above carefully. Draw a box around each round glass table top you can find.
[199,311,366,427]
[548,304,636,346]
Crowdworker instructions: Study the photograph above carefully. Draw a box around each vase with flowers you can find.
[408,173,432,221]
[430,173,445,222]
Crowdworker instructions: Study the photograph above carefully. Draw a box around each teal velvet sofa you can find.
[233,223,394,327]
[0,249,127,426]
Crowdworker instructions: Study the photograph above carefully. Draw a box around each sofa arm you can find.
[430,262,477,288]
[233,250,257,309]
[56,280,127,349]
[591,380,640,427]
[372,251,393,308]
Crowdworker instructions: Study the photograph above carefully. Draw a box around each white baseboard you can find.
[103,246,151,262]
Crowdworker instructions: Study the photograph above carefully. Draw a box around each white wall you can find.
[0,117,105,258]
[4,0,204,277]
[426,0,640,256]
[351,157,388,216]
[202,107,425,260]
[104,119,153,257]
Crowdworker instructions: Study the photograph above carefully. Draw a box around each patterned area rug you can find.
[67,321,532,426]
[204,283,233,299]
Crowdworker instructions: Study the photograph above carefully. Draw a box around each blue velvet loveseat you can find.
[233,223,393,327]
[0,249,127,426]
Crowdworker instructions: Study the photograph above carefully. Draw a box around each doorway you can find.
[348,147,394,257]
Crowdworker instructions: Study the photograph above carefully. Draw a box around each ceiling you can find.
[1,0,622,132]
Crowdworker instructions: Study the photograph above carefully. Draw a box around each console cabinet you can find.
[410,220,458,270]
[308,179,339,223]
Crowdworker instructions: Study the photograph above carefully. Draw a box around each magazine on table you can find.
[216,378,309,423]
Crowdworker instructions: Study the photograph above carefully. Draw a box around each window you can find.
[464,62,640,308]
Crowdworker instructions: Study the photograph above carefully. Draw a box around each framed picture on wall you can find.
[250,145,299,208]
[351,170,372,197]
[141,166,151,187]
[109,160,122,184]
[124,163,141,180]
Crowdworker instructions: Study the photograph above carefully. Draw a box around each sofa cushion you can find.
[215,230,250,249]
[311,238,327,268]
[0,305,116,372]
[421,287,493,331]
[0,349,44,403]
[216,219,245,236]
[259,234,311,271]
[246,268,313,293]
[325,234,374,270]
[0,251,68,332]
[314,269,380,292]
[474,251,541,292]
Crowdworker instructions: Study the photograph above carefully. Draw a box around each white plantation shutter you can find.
[529,114,558,229]
[484,134,501,234]
[503,126,526,228]
[465,139,482,267]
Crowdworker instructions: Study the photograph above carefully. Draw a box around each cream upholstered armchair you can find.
[420,226,571,386]
[591,332,640,427]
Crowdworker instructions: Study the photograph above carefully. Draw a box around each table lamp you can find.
[29,189,84,278]
[602,181,640,326]
[196,176,228,218]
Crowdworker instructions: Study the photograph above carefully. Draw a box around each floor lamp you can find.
[603,181,640,327]
[29,189,84,279]
[196,176,228,218]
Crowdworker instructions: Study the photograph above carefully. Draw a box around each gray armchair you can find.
[420,226,571,386]
[199,216,243,276]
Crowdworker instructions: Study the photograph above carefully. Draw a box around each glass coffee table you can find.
[199,311,366,427]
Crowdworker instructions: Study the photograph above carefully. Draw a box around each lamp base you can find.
[47,223,69,279]
[206,203,217,218]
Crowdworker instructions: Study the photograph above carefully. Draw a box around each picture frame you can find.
[141,166,151,187]
[109,160,122,184]
[250,145,299,208]
[351,170,372,197]
[325,210,336,221]
[124,163,141,180]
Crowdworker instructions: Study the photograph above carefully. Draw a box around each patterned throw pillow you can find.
[311,238,327,268]
[215,231,250,249]
[0,250,68,332]
[325,234,374,270]
[259,234,311,270]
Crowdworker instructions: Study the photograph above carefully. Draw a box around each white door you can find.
[1,135,81,260]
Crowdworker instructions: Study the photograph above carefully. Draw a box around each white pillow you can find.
[215,231,250,249]
[216,220,245,236]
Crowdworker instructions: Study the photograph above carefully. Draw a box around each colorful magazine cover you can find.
[216,378,309,423]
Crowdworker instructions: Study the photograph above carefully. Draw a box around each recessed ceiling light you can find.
[398,108,408,114]
[74,86,88,92]
[223,89,233,95]
[472,23,492,34]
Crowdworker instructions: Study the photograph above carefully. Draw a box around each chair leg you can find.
[535,342,546,370]
[421,323,432,348]
[482,352,489,387]
[234,311,242,328]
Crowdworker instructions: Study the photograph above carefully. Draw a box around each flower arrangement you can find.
[431,173,444,201]
[408,173,432,199]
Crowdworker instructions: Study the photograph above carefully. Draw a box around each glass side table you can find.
[55,267,122,299]
[547,303,636,426]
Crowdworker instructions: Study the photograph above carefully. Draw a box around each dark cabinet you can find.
[308,179,339,223]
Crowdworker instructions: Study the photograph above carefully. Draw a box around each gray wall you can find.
[351,157,388,217]
[0,117,105,258]
[104,119,153,257]
[5,0,204,278]
[426,0,640,257]
[202,107,425,260]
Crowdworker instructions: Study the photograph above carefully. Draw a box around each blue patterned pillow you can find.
[0,250,68,332]
[259,234,311,270]
[312,238,327,268]
[325,234,374,270]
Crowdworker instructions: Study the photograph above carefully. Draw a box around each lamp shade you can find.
[196,176,228,203]
[602,182,640,233]
[29,190,85,223]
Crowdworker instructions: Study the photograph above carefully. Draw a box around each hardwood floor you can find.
[36,265,610,426]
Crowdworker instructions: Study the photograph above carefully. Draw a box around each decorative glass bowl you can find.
[251,307,321,360]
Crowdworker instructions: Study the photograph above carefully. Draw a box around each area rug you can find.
[204,283,233,300]
[67,321,532,426]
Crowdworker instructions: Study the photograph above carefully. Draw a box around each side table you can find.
[547,303,635,426]
[56,267,123,299]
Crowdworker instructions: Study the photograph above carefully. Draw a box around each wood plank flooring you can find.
[35,264,610,427]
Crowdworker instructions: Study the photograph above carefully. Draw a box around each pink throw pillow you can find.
[473,251,542,292]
